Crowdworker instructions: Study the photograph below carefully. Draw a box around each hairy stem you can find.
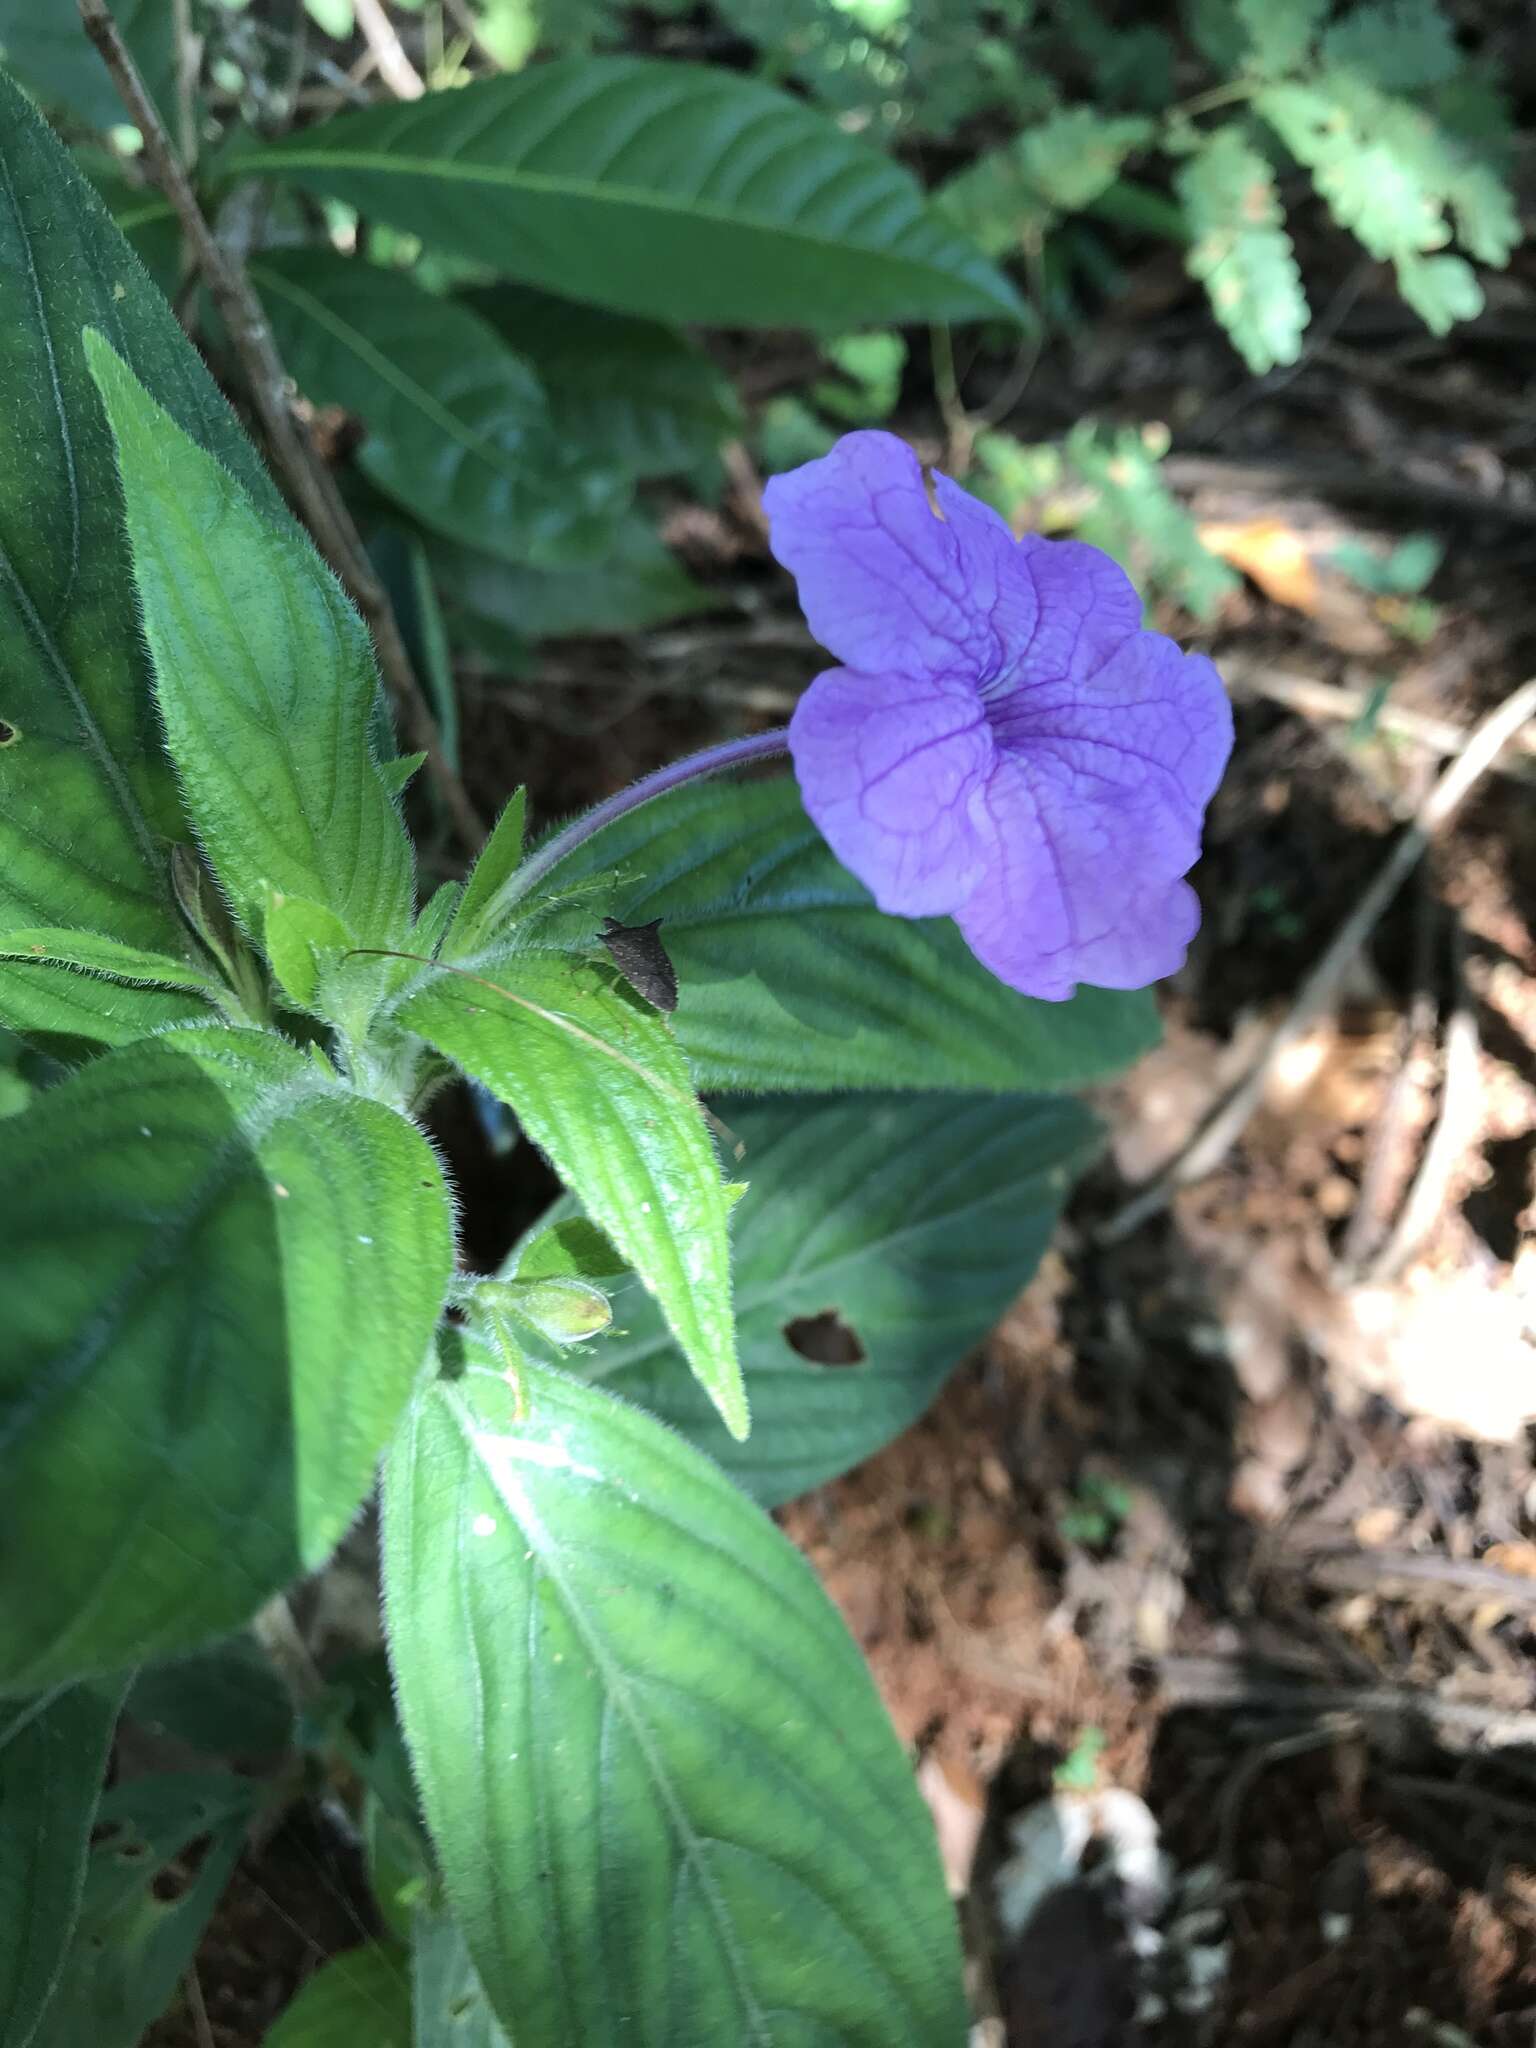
[503,727,792,911]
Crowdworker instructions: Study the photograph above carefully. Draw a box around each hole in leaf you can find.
[0,719,18,746]
[783,1309,866,1368]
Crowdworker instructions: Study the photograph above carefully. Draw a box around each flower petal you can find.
[789,665,995,916]
[952,713,1217,1000]
[989,630,1233,874]
[764,431,1003,684]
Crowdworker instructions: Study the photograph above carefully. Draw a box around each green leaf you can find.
[30,1773,255,2048]
[1019,107,1154,214]
[442,790,527,959]
[0,924,227,1053]
[382,1355,967,2046]
[262,890,359,1013]
[1234,0,1326,74]
[236,58,1024,328]
[0,1026,453,1692]
[430,512,709,650]
[515,1216,627,1284]
[531,775,1161,1093]
[464,284,742,480]
[1394,249,1483,332]
[252,251,629,568]
[84,332,416,952]
[380,751,429,798]
[412,1912,508,2048]
[0,927,225,1001]
[266,1943,412,2048]
[1177,127,1308,372]
[1257,72,1515,329]
[814,332,908,425]
[939,108,1152,255]
[125,1639,294,1760]
[89,170,181,302]
[0,0,174,131]
[527,1091,1097,1504]
[0,73,283,952]
[1321,0,1459,90]
[0,1681,124,2048]
[397,951,745,1437]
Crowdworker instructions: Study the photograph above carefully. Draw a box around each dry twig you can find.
[352,0,425,97]
[1101,677,1536,1240]
[79,0,484,851]
[1225,661,1536,784]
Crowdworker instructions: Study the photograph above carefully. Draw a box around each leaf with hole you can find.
[517,1091,1098,1503]
[0,1026,453,1693]
[0,75,284,954]
[382,1353,967,2046]
[253,251,630,567]
[237,58,1024,329]
[398,950,745,1437]
[30,1773,255,2048]
[529,775,1161,1093]
[84,333,416,952]
[0,1681,125,2048]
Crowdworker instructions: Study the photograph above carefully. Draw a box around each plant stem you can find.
[1171,78,1257,121]
[502,728,791,912]
[78,0,485,853]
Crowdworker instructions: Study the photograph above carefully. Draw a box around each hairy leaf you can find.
[382,1355,967,2046]
[412,1913,508,2048]
[1177,126,1308,372]
[442,790,527,961]
[524,1092,1098,1504]
[237,58,1024,328]
[252,251,629,567]
[0,75,282,955]
[464,284,742,480]
[398,951,744,1436]
[84,334,415,952]
[529,775,1161,1093]
[0,1682,124,2048]
[0,1027,453,1691]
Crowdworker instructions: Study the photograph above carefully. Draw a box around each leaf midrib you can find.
[236,148,976,289]
[251,263,554,507]
[443,1376,775,2048]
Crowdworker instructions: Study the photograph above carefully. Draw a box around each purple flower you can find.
[763,431,1233,1001]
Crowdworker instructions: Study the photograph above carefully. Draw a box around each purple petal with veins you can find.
[764,430,1233,1001]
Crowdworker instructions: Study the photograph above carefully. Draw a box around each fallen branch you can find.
[352,0,425,98]
[1225,660,1536,784]
[80,0,484,852]
[1164,452,1536,528]
[1101,676,1536,1241]
[1160,1654,1536,1751]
